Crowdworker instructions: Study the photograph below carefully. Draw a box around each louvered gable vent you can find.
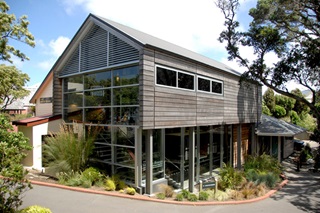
[80,25,108,71]
[60,24,139,77]
[108,33,139,66]
[60,46,79,76]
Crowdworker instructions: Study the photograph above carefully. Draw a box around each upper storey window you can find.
[156,65,194,91]
[198,76,223,95]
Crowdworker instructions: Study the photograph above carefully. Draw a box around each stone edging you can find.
[29,179,288,206]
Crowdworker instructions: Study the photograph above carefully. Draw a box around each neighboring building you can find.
[256,115,306,161]
[30,72,53,116]
[1,85,38,116]
[14,14,262,194]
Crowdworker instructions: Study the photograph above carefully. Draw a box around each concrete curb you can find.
[29,179,289,206]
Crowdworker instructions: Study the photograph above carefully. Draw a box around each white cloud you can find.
[49,36,71,57]
[60,0,227,55]
[38,36,70,70]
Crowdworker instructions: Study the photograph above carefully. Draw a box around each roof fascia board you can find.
[30,71,53,103]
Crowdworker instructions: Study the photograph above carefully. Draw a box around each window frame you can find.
[155,65,195,91]
[197,76,224,96]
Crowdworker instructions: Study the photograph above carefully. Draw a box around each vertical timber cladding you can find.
[232,124,251,167]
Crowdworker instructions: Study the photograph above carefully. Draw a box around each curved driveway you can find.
[21,160,319,213]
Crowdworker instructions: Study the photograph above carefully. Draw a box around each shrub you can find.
[159,184,174,198]
[21,205,52,213]
[82,167,103,184]
[198,191,209,201]
[175,193,184,201]
[0,114,32,213]
[245,169,259,183]
[111,175,127,190]
[241,188,255,199]
[187,193,198,202]
[43,122,98,175]
[126,187,136,195]
[218,164,245,190]
[255,183,267,197]
[264,172,279,189]
[105,178,116,191]
[214,190,229,201]
[244,154,282,176]
[156,193,166,200]
[181,189,190,199]
[273,105,286,118]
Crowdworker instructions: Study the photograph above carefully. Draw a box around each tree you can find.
[275,94,295,116]
[216,0,320,137]
[0,113,32,212]
[0,64,30,110]
[0,1,35,63]
[263,88,275,113]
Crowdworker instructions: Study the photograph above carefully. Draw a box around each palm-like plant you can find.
[43,122,98,175]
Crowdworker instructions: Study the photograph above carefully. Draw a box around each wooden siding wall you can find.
[140,47,262,129]
[52,71,62,116]
[232,124,250,168]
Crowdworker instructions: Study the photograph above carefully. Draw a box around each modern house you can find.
[14,14,262,194]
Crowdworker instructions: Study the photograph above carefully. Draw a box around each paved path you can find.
[20,159,320,213]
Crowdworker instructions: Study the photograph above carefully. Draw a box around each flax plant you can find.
[43,122,98,176]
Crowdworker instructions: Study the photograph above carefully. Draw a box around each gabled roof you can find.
[33,14,243,104]
[93,14,241,76]
[256,114,306,136]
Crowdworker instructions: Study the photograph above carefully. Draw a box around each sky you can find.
[6,0,258,87]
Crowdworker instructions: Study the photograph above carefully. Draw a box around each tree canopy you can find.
[0,1,35,63]
[216,0,320,134]
[0,64,30,110]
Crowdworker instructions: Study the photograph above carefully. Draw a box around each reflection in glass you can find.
[156,67,176,87]
[84,89,111,106]
[113,66,139,86]
[113,107,139,125]
[64,93,83,107]
[64,109,83,123]
[198,77,210,92]
[65,76,84,92]
[212,81,222,94]
[178,72,194,90]
[84,71,111,89]
[113,86,139,106]
[85,108,111,124]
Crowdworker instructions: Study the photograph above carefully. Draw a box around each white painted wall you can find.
[32,123,49,170]
[35,79,53,116]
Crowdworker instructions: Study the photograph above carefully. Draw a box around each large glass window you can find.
[84,89,111,106]
[85,71,111,89]
[113,107,139,125]
[65,75,84,92]
[113,86,139,106]
[113,66,139,86]
[85,108,111,124]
